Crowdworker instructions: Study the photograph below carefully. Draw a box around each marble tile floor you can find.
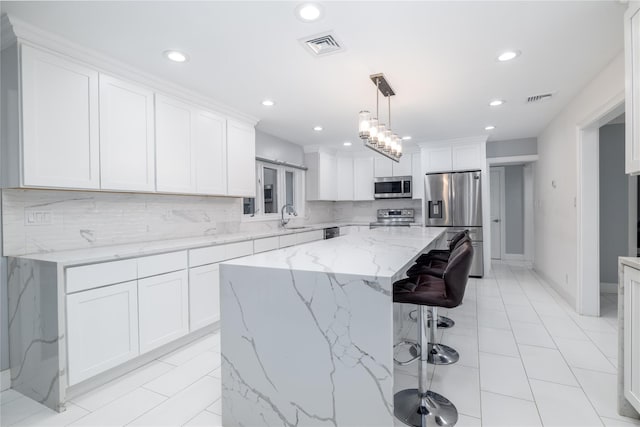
[1,261,639,427]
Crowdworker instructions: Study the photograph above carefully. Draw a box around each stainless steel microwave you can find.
[374,176,412,199]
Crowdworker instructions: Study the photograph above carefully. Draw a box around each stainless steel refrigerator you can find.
[424,171,484,277]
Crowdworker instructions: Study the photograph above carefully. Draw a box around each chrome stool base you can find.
[409,310,455,329]
[394,340,421,366]
[394,388,459,427]
[427,343,459,365]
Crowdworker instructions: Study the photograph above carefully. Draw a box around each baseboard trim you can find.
[601,282,618,294]
[1,369,10,391]
[532,266,576,310]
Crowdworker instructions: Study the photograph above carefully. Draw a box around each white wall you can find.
[534,51,624,305]
[599,123,628,283]
[255,130,305,166]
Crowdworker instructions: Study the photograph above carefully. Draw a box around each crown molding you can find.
[2,14,259,126]
[416,135,488,148]
[0,14,17,50]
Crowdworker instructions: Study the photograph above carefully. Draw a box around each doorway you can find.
[489,163,534,263]
[576,93,633,316]
[490,168,505,259]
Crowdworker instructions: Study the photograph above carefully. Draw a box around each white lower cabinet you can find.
[138,270,190,353]
[189,263,221,331]
[67,281,139,385]
[624,265,640,412]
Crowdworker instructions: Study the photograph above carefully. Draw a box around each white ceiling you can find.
[1,1,626,153]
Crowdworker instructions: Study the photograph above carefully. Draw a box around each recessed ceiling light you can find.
[343,141,352,146]
[497,50,521,62]
[296,3,322,22]
[485,125,496,131]
[489,99,505,107]
[402,136,412,140]
[164,50,189,63]
[313,126,323,131]
[261,99,275,107]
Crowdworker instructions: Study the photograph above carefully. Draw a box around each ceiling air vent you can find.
[300,32,344,57]
[526,93,554,103]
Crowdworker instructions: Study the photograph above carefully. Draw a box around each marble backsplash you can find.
[1,188,415,256]
[333,199,422,223]
[1,189,336,256]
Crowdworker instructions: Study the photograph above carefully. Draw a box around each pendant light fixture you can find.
[358,73,402,162]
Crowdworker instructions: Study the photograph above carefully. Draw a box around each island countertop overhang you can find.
[221,227,446,279]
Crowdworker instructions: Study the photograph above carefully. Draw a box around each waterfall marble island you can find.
[219,226,445,427]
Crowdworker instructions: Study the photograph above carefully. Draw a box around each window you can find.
[243,161,305,220]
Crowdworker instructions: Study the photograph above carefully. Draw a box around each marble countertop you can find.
[9,221,375,267]
[222,226,445,279]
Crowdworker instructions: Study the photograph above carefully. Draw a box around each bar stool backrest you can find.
[448,230,470,252]
[442,240,474,306]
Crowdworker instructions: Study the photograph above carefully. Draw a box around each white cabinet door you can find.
[189,263,220,331]
[99,75,155,191]
[392,155,412,177]
[452,143,482,171]
[425,147,452,173]
[138,270,189,353]
[21,45,100,189]
[337,156,354,200]
[624,265,640,413]
[67,281,139,385]
[318,151,337,200]
[194,110,227,195]
[626,3,640,175]
[353,156,374,200]
[227,120,256,197]
[155,95,196,193]
[412,153,423,200]
[374,157,393,177]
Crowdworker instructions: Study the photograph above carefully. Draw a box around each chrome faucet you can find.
[281,204,298,227]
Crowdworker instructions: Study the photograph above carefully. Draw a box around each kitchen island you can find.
[219,227,444,426]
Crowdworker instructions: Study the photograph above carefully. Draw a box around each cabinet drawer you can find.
[279,234,298,248]
[138,251,187,278]
[67,259,137,294]
[253,236,279,254]
[298,230,324,244]
[189,240,254,267]
[225,241,254,260]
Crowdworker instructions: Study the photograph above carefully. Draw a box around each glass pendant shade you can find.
[384,130,392,151]
[368,118,379,143]
[376,124,387,148]
[358,111,371,139]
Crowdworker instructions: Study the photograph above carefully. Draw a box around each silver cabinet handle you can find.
[492,219,500,223]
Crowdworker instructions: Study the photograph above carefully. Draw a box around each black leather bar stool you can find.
[406,230,470,330]
[393,241,473,427]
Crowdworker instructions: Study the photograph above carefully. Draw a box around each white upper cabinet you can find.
[194,110,227,195]
[337,156,354,200]
[99,75,155,191]
[155,95,196,193]
[306,151,337,201]
[425,146,453,173]
[353,156,374,200]
[452,143,482,171]
[374,157,393,177]
[626,2,640,175]
[411,153,423,200]
[21,45,100,189]
[227,119,256,197]
[423,142,483,173]
[392,155,412,177]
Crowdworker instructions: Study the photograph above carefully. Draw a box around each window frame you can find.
[242,160,305,222]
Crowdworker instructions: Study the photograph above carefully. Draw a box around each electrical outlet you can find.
[24,209,52,226]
